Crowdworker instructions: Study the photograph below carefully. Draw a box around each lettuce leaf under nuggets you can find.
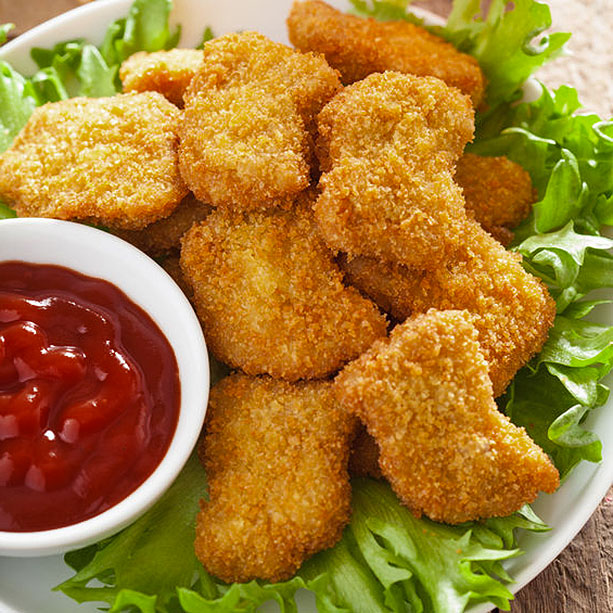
[341,220,556,396]
[315,71,474,269]
[180,198,387,380]
[336,309,559,524]
[196,374,355,583]
[0,92,187,230]
[287,0,485,106]
[456,153,536,245]
[180,31,341,210]
[120,48,203,107]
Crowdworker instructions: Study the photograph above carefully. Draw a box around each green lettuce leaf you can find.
[303,479,529,613]
[501,365,606,477]
[101,0,181,67]
[0,23,14,45]
[444,0,569,107]
[196,26,216,50]
[77,44,118,97]
[0,0,182,159]
[0,201,16,219]
[0,60,39,151]
[56,453,209,610]
[349,0,569,108]
[472,84,613,236]
[350,0,425,24]
[57,469,543,613]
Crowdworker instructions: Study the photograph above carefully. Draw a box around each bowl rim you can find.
[0,217,209,556]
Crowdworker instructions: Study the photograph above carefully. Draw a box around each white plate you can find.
[0,1,612,611]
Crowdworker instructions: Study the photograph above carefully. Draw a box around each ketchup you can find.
[0,261,180,532]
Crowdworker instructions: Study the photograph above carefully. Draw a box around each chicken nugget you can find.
[160,254,194,301]
[0,92,187,230]
[196,373,354,583]
[113,192,212,256]
[120,49,203,107]
[336,309,559,524]
[287,0,485,106]
[315,71,474,269]
[456,153,536,245]
[338,252,417,323]
[180,31,341,210]
[341,220,556,396]
[180,197,387,380]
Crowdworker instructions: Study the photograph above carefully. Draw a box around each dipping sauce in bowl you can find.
[0,261,180,532]
[0,218,208,557]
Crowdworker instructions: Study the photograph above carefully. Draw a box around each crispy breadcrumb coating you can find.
[0,93,187,230]
[287,0,485,106]
[161,254,194,300]
[315,71,474,269]
[338,252,416,322]
[196,373,355,583]
[180,198,387,380]
[113,192,212,256]
[180,31,341,210]
[119,49,203,106]
[341,220,556,396]
[336,309,559,524]
[456,153,536,245]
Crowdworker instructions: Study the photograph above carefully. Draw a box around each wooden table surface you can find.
[1,1,612,612]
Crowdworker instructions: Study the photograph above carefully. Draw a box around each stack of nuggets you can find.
[0,0,561,585]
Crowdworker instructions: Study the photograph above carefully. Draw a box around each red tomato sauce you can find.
[0,261,180,532]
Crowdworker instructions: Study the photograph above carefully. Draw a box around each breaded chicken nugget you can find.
[338,252,416,322]
[340,220,556,396]
[180,196,387,380]
[180,31,341,210]
[196,373,355,583]
[287,0,485,106]
[161,254,194,301]
[336,309,559,524]
[315,71,474,269]
[113,192,212,256]
[456,153,536,245]
[120,49,203,107]
[0,93,187,230]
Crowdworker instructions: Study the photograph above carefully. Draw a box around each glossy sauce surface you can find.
[0,261,180,532]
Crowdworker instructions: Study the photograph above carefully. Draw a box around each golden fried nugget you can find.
[196,373,354,583]
[336,309,559,524]
[339,252,416,322]
[180,31,341,210]
[161,254,195,301]
[180,199,387,380]
[119,49,203,107]
[341,219,556,396]
[315,71,474,269]
[287,0,485,106]
[0,93,187,230]
[456,153,536,245]
[113,192,212,256]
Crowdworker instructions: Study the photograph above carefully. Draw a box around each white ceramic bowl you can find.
[0,218,209,557]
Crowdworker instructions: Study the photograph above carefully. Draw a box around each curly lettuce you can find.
[56,456,547,613]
